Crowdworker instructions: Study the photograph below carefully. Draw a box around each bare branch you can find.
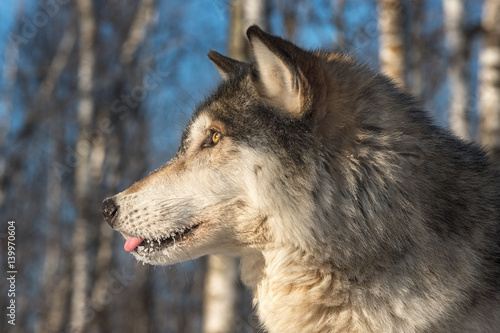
[120,0,157,65]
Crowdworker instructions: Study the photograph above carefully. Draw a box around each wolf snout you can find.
[101,197,118,226]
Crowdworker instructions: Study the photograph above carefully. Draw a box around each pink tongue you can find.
[124,237,144,252]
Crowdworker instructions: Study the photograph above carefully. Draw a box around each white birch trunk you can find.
[70,0,96,331]
[243,0,267,32]
[40,267,71,333]
[378,0,407,88]
[203,255,238,333]
[228,0,267,61]
[228,0,246,61]
[479,0,500,163]
[444,0,470,140]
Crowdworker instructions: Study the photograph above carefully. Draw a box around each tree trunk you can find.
[120,0,156,65]
[444,0,471,140]
[203,256,238,333]
[408,0,425,99]
[378,0,407,88]
[36,18,77,104]
[0,17,20,206]
[479,0,500,164]
[332,0,346,48]
[89,1,157,321]
[242,1,268,34]
[70,0,96,332]
[228,0,246,61]
[35,26,77,332]
[228,0,268,61]
[38,115,68,333]
[41,266,71,333]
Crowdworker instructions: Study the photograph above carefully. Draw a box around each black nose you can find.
[101,197,118,226]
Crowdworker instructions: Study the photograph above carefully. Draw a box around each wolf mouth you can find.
[130,223,202,254]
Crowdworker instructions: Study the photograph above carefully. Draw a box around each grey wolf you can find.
[102,26,500,332]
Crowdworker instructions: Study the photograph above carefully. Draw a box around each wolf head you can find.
[102,25,419,266]
[101,25,500,333]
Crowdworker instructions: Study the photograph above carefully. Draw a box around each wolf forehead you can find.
[180,70,316,157]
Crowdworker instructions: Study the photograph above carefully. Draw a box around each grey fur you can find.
[103,26,500,332]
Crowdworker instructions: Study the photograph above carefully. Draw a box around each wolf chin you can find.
[102,26,500,332]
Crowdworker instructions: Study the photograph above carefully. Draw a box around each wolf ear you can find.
[247,25,310,117]
[208,50,249,79]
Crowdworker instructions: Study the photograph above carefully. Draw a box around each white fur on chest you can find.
[241,249,353,333]
[240,248,456,333]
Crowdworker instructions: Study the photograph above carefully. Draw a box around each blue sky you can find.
[0,0,486,167]
[0,1,17,44]
[0,1,21,47]
[0,0,18,136]
[0,1,17,80]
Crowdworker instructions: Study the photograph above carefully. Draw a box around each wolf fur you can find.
[102,26,500,332]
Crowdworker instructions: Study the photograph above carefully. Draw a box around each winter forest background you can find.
[0,0,499,332]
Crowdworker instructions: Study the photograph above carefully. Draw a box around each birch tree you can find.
[70,0,96,331]
[407,0,425,99]
[378,0,407,88]
[39,20,77,327]
[0,29,19,206]
[120,0,156,65]
[332,0,346,48]
[283,0,298,40]
[479,0,500,164]
[89,2,157,330]
[444,0,471,140]
[227,0,246,61]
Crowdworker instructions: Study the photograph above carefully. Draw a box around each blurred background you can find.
[0,0,499,332]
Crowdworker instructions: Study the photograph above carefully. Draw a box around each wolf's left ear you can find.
[208,50,249,79]
[247,25,311,117]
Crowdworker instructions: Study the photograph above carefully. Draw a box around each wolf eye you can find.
[212,131,221,144]
[202,130,222,148]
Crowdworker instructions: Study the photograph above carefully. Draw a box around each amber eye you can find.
[212,131,221,144]
[202,130,221,148]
